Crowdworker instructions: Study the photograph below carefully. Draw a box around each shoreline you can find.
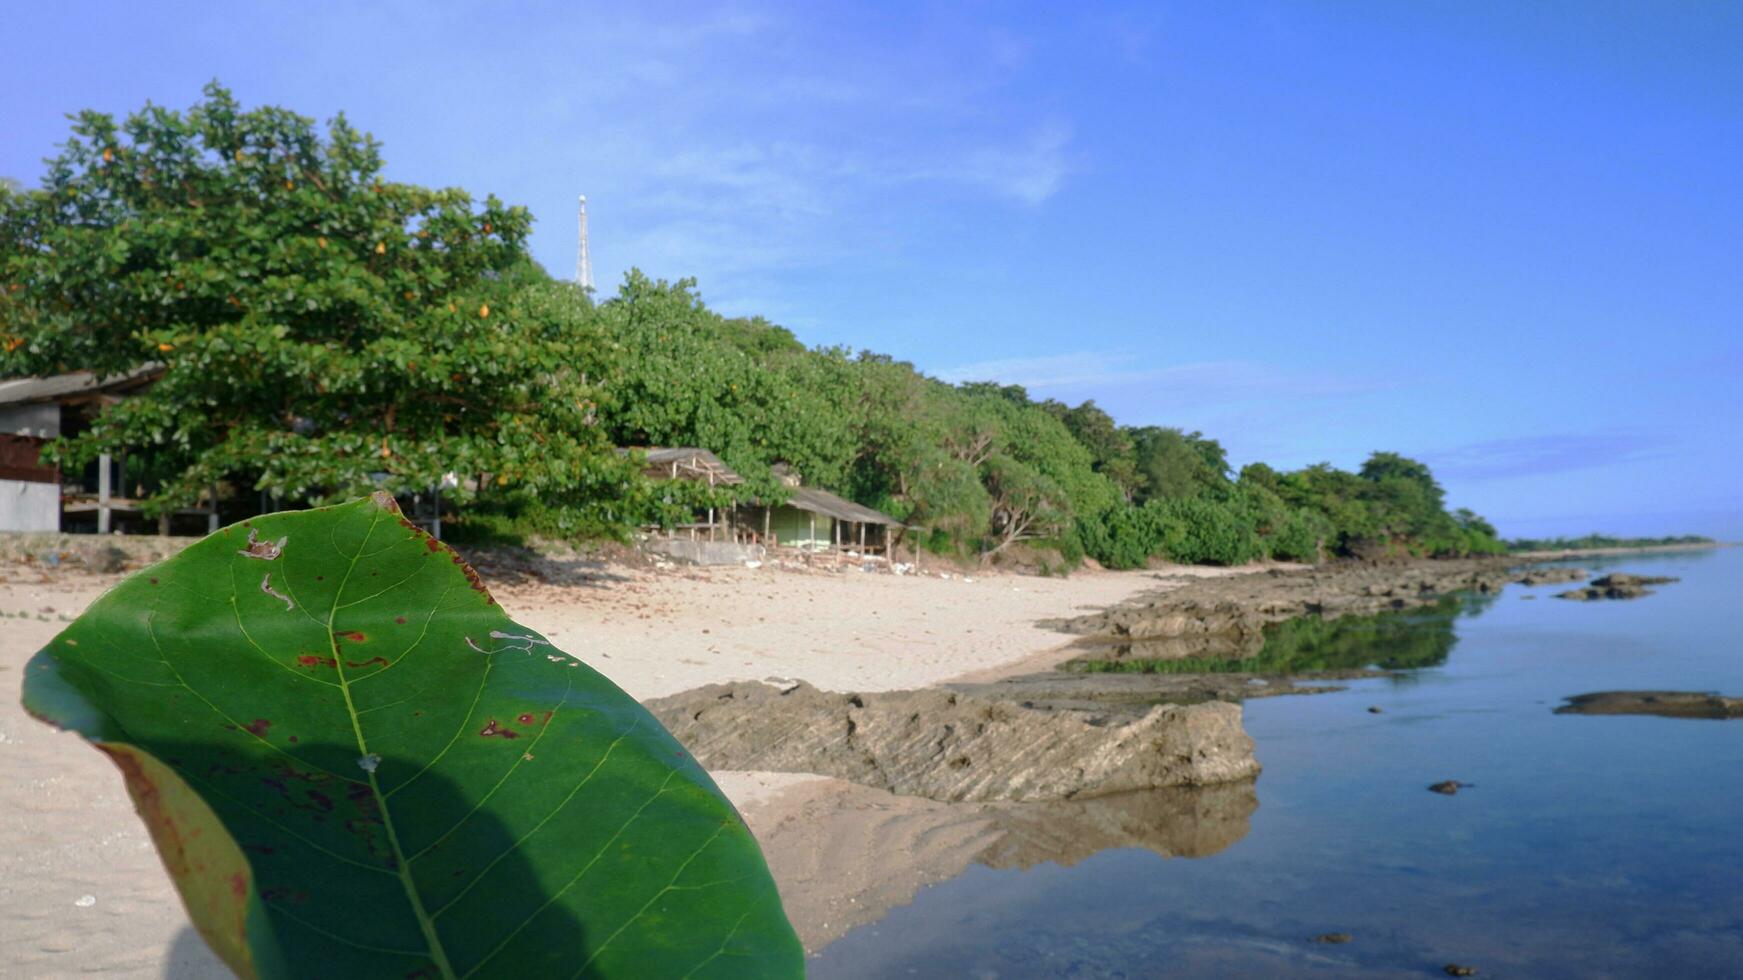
[0,548,1644,970]
[1507,540,1728,561]
[0,555,1212,973]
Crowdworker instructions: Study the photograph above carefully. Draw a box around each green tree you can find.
[981,454,1070,555]
[1129,426,1231,502]
[1042,399,1141,501]
[0,84,621,511]
[592,271,859,501]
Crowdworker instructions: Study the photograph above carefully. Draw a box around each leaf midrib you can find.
[328,509,457,980]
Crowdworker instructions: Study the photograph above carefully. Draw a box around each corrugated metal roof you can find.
[785,486,902,526]
[0,365,161,407]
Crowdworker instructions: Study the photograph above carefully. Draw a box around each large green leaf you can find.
[22,493,801,978]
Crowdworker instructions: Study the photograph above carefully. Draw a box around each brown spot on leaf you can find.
[478,719,520,739]
[517,713,535,725]
[237,528,287,561]
[295,655,336,669]
[245,719,271,737]
[335,631,366,643]
[395,616,407,625]
[229,873,248,900]
[346,656,390,669]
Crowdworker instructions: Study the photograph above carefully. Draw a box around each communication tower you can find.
[576,194,594,292]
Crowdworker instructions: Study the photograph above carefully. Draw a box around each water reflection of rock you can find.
[752,778,1257,952]
[978,780,1257,870]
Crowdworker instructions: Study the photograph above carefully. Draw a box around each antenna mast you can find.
[575,194,594,292]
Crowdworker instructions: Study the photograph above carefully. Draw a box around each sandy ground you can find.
[0,555,1253,976]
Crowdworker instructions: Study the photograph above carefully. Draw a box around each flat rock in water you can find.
[1312,932,1353,944]
[1428,780,1465,795]
[646,681,1260,802]
[1591,572,1679,588]
[1555,571,1681,601]
[1555,691,1743,720]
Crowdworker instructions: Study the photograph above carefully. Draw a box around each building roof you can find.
[785,486,902,526]
[628,447,745,485]
[0,365,162,408]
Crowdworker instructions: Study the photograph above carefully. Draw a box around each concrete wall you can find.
[0,479,60,532]
[647,538,764,566]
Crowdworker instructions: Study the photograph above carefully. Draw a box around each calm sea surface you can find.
[813,548,1743,978]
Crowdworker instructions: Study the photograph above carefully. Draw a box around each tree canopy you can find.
[0,84,622,510]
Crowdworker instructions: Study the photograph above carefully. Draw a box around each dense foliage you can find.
[1504,533,1716,553]
[577,274,1501,566]
[2,86,1505,567]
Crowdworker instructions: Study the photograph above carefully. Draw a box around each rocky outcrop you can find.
[947,668,1360,711]
[1045,559,1529,657]
[1555,691,1742,719]
[648,681,1260,802]
[1513,567,1589,586]
[1555,572,1681,601]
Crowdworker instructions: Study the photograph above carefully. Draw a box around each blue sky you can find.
[5,1,1739,538]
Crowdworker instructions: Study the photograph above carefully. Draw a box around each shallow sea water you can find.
[812,549,1743,978]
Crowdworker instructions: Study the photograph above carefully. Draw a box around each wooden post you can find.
[97,453,112,534]
[708,507,715,542]
[158,512,170,537]
[763,507,771,543]
[834,519,842,567]
[208,484,220,533]
[808,513,816,551]
[432,484,442,541]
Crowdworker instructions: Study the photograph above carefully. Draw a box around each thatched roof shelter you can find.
[629,447,744,487]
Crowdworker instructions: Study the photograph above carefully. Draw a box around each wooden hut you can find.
[760,485,902,556]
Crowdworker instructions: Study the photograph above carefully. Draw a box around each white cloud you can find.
[1422,432,1676,481]
[519,8,1078,296]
